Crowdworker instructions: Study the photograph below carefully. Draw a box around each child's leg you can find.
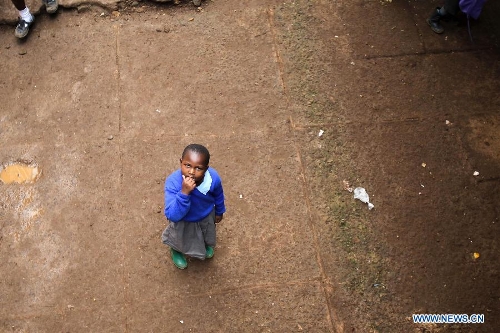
[162,222,184,253]
[162,221,188,269]
[162,219,207,260]
[199,210,216,258]
[170,248,187,269]
[200,210,216,246]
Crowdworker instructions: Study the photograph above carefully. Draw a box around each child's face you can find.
[180,151,208,185]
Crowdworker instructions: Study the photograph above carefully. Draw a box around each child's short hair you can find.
[182,144,210,165]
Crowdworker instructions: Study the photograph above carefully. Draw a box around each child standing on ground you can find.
[162,144,226,269]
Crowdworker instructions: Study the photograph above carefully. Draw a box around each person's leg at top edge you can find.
[427,0,460,34]
[43,0,59,14]
[12,0,34,39]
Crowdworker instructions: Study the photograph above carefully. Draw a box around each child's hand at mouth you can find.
[181,175,197,194]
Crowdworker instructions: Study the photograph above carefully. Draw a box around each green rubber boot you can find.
[205,245,214,259]
[171,248,187,269]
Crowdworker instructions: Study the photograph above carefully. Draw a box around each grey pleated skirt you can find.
[161,209,216,260]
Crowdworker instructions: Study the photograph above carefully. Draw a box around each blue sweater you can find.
[164,168,226,222]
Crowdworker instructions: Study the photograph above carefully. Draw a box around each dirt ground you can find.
[1,0,499,332]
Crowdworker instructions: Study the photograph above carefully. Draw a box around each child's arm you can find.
[212,176,226,218]
[164,173,191,222]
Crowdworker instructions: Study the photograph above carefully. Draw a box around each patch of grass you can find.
[274,1,399,331]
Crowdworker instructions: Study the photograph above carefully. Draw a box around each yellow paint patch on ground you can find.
[0,163,40,184]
